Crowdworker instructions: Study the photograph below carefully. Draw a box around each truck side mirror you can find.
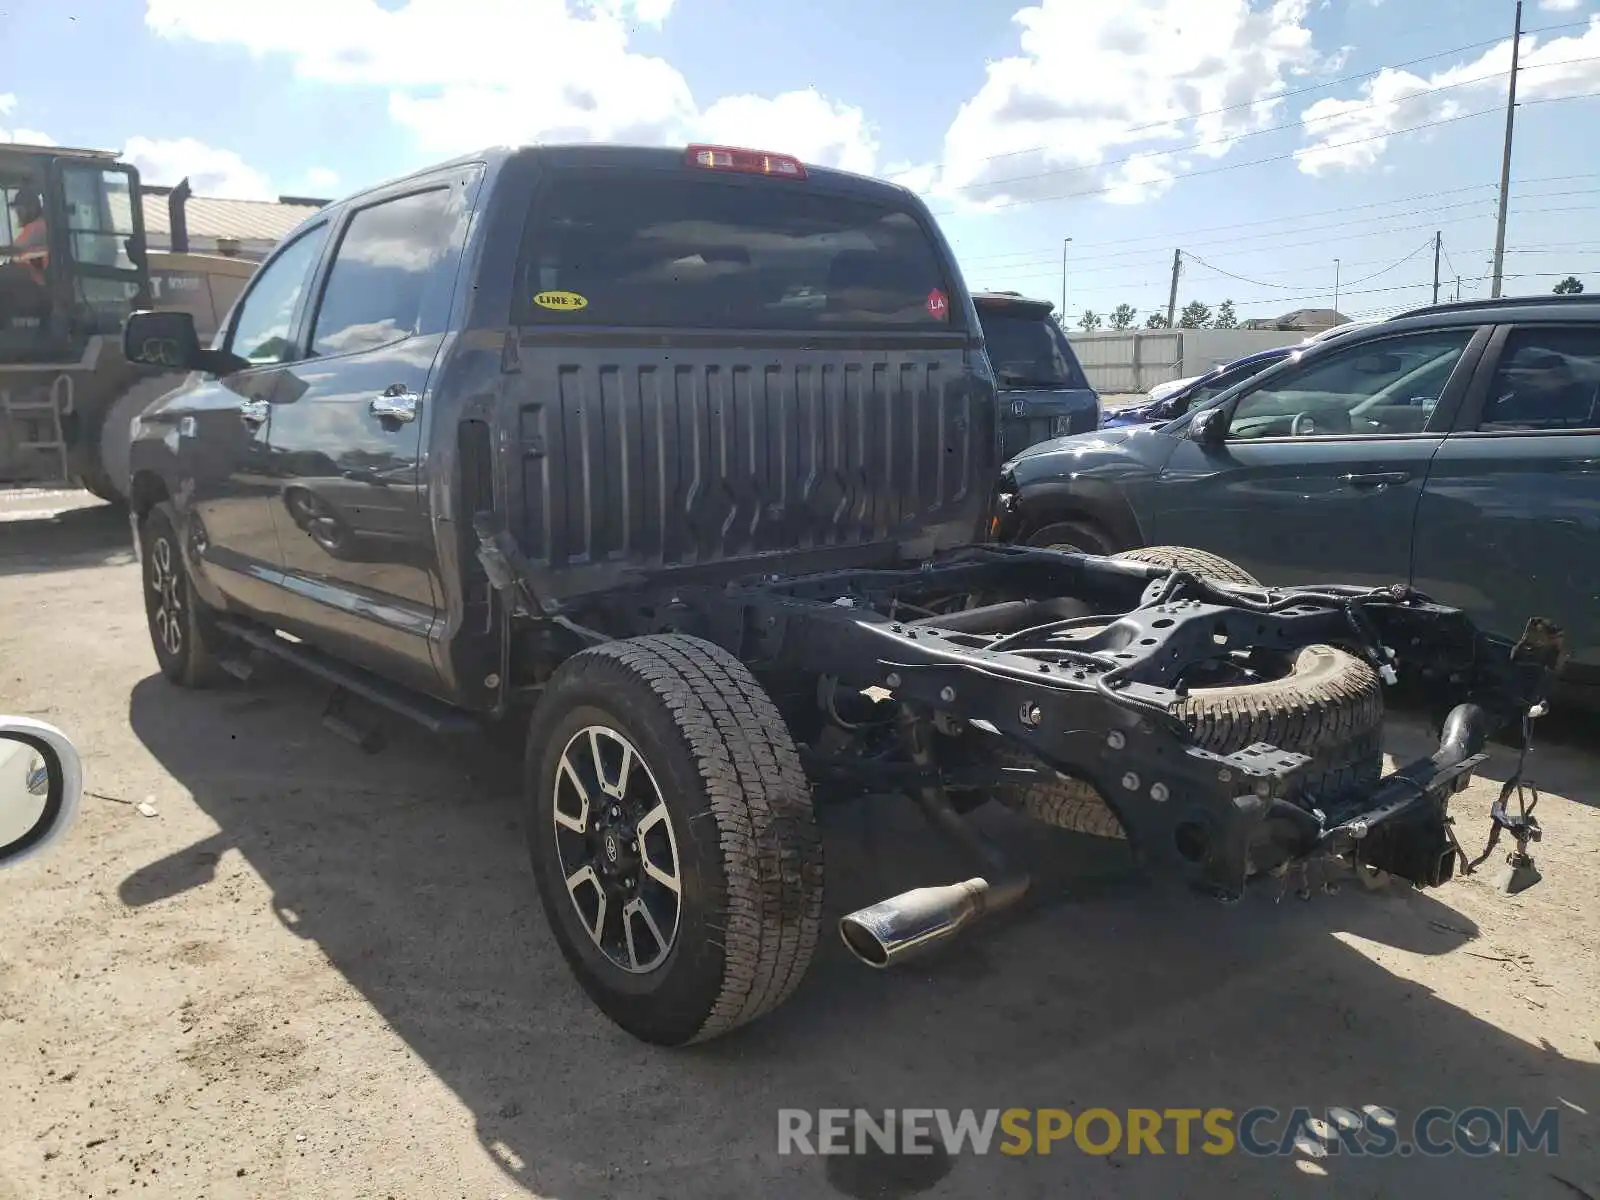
[124,309,203,369]
[1189,406,1228,446]
[0,718,83,869]
[123,309,245,377]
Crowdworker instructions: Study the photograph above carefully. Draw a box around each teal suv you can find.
[993,295,1600,692]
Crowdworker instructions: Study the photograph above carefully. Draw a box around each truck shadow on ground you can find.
[120,671,1598,1200]
[0,496,133,577]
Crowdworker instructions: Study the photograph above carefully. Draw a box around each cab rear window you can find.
[517,173,956,331]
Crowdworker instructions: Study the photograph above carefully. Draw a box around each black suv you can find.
[972,291,1100,457]
[121,145,1558,1046]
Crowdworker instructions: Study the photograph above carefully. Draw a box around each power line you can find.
[976,196,1600,289]
[930,91,1600,218]
[1339,237,1438,287]
[917,20,1597,188]
[954,171,1600,265]
[1181,251,1298,290]
[942,52,1600,204]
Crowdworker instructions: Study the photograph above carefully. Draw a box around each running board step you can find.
[215,619,479,737]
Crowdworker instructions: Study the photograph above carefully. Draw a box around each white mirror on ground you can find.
[0,717,83,868]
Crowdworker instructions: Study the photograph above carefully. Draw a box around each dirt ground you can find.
[1,491,1596,1200]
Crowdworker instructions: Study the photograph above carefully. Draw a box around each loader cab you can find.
[0,143,150,364]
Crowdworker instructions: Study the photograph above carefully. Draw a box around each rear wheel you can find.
[1005,548,1383,838]
[525,634,823,1046]
[139,502,230,688]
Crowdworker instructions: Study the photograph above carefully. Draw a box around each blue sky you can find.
[4,0,1598,325]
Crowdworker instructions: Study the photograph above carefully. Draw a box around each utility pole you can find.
[1060,237,1073,318]
[1491,0,1523,299]
[1166,249,1181,328]
[1440,230,1452,305]
[1455,275,1462,302]
[1333,259,1341,314]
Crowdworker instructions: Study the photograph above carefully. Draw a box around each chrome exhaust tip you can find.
[839,877,1002,968]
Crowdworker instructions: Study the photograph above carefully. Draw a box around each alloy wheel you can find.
[551,725,682,974]
[148,535,185,659]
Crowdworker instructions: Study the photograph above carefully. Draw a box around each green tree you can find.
[1144,311,1171,329]
[1078,309,1103,332]
[1110,303,1137,330]
[1212,299,1239,329]
[1179,300,1213,329]
[1554,276,1585,294]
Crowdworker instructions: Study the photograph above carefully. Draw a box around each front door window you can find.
[1226,331,1474,440]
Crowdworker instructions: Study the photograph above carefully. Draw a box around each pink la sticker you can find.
[926,289,949,319]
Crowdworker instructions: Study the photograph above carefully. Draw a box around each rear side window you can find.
[517,174,955,331]
[980,311,1088,389]
[1480,327,1600,431]
[310,186,461,357]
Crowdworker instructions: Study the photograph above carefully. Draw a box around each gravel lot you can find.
[1,490,1596,1200]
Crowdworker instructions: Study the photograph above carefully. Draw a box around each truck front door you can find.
[162,220,331,616]
[263,170,479,697]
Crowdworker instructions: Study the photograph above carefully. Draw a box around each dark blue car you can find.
[1101,345,1294,428]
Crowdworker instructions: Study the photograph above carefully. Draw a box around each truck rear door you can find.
[506,152,993,603]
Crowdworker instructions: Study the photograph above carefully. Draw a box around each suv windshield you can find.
[980,310,1089,389]
[519,173,955,331]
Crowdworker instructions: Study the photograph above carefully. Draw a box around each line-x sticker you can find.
[533,290,589,312]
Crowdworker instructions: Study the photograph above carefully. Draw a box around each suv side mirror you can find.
[1189,406,1228,446]
[123,310,246,376]
[0,718,83,869]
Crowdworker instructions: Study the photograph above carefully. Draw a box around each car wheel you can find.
[1027,519,1117,556]
[140,502,229,688]
[1004,549,1383,840]
[525,634,824,1046]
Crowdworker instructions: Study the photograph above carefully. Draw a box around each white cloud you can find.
[695,89,879,176]
[304,166,341,192]
[1296,16,1600,174]
[0,93,56,146]
[144,0,878,174]
[902,0,1324,209]
[1539,0,1583,12]
[122,135,275,199]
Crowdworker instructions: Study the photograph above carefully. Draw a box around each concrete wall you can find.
[1067,328,1302,394]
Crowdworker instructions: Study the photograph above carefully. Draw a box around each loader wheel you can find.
[1112,545,1259,586]
[525,634,823,1046]
[78,464,123,506]
[1006,548,1383,837]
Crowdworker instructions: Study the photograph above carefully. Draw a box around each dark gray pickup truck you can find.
[121,143,1560,1047]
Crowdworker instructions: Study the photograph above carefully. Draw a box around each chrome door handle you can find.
[1341,471,1411,488]
[370,389,419,423]
[238,399,270,425]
